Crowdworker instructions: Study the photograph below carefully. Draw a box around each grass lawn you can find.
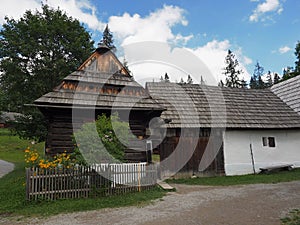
[0,128,166,218]
[167,169,300,186]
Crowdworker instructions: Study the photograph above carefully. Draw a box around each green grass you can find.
[0,128,166,218]
[0,128,44,163]
[281,209,300,225]
[167,169,300,186]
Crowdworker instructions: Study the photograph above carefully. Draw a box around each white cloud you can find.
[0,0,40,24]
[109,5,190,45]
[190,40,252,83]
[47,0,104,30]
[278,46,291,54]
[249,0,283,22]
[0,0,104,30]
[123,39,252,86]
[108,5,252,85]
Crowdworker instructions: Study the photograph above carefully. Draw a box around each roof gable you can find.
[78,46,130,76]
[34,47,162,111]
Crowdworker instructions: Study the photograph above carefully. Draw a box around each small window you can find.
[262,137,268,146]
[262,137,276,148]
[268,137,276,147]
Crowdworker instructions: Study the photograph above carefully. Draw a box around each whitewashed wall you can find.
[223,129,300,176]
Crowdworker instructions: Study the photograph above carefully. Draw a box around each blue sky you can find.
[1,0,299,85]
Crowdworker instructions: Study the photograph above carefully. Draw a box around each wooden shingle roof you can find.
[271,75,300,115]
[34,46,163,111]
[146,82,300,129]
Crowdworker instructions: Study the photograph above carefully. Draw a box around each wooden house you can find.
[146,82,300,177]
[34,45,163,161]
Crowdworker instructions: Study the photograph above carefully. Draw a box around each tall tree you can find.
[257,75,265,89]
[178,77,185,84]
[281,66,294,81]
[273,73,280,84]
[218,80,224,87]
[0,5,94,141]
[223,50,243,88]
[122,56,132,77]
[249,77,257,89]
[200,76,205,85]
[99,25,116,50]
[240,78,248,88]
[265,71,273,87]
[250,61,265,89]
[295,41,300,73]
[187,75,193,84]
[164,73,170,82]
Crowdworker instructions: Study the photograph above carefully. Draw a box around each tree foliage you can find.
[273,73,280,84]
[0,5,94,112]
[187,75,193,84]
[0,5,94,141]
[265,71,273,87]
[250,61,266,89]
[99,25,116,50]
[295,41,300,73]
[74,113,132,163]
[223,50,243,88]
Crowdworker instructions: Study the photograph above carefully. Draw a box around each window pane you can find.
[262,137,268,146]
[268,137,276,147]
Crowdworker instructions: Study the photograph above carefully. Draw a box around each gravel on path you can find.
[1,181,300,225]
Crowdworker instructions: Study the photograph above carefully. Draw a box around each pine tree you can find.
[223,50,243,88]
[240,78,248,88]
[164,73,170,82]
[249,77,257,89]
[266,71,273,87]
[273,73,280,84]
[187,75,193,84]
[218,80,224,87]
[122,57,132,76]
[250,61,265,89]
[200,76,205,85]
[257,75,265,89]
[179,77,185,84]
[282,66,294,81]
[295,41,300,73]
[99,25,116,50]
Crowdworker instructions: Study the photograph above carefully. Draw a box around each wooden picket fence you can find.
[26,163,158,201]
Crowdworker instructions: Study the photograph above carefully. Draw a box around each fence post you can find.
[25,168,30,200]
[138,163,141,192]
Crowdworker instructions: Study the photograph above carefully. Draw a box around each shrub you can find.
[73,113,133,164]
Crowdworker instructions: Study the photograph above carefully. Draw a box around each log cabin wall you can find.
[159,128,224,178]
[42,107,161,162]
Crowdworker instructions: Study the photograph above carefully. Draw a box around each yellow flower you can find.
[30,155,38,162]
[24,149,30,153]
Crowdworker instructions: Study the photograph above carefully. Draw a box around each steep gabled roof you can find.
[271,75,300,115]
[34,46,163,111]
[146,82,300,129]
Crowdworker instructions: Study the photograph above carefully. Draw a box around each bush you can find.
[73,113,133,164]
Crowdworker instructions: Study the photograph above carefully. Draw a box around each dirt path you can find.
[2,181,300,225]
